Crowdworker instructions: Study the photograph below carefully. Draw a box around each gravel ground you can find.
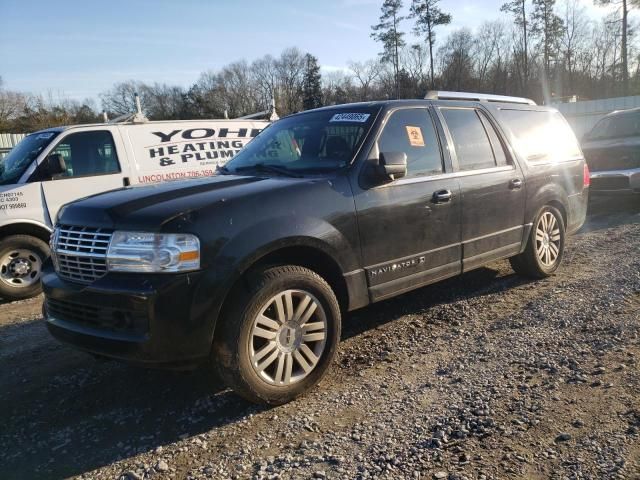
[1,197,639,480]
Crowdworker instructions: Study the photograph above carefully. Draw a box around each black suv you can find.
[581,107,640,195]
[43,93,589,404]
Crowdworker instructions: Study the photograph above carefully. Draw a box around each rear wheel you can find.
[510,206,565,278]
[0,235,50,300]
[212,265,341,405]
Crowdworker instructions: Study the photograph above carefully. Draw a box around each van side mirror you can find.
[378,151,407,180]
[46,153,66,177]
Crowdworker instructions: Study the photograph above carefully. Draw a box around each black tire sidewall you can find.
[0,235,50,300]
[221,267,341,405]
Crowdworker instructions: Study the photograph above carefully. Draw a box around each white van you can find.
[0,118,269,300]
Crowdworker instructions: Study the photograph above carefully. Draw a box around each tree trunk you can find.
[522,0,528,93]
[622,0,629,96]
[428,26,434,89]
[393,12,400,99]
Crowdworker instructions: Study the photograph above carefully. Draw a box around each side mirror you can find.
[46,153,66,177]
[378,151,407,180]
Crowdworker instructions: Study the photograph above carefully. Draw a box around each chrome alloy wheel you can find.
[535,211,561,267]
[249,289,327,386]
[0,248,42,288]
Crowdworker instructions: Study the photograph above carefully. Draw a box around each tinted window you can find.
[441,108,496,171]
[499,109,581,163]
[478,111,509,166]
[378,108,443,177]
[588,112,640,140]
[50,131,120,178]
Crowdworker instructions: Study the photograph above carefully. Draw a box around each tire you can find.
[510,205,565,279]
[0,234,50,301]
[212,265,341,405]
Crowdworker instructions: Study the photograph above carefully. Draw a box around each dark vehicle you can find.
[43,92,589,404]
[581,108,640,195]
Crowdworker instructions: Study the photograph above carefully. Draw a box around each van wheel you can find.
[0,235,50,301]
[510,205,565,278]
[212,265,341,405]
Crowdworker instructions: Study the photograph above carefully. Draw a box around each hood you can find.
[56,174,310,230]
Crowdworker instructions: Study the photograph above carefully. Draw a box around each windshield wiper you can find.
[233,163,303,178]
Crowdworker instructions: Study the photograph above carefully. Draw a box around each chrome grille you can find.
[53,225,113,284]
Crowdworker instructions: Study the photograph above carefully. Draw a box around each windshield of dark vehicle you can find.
[223,108,380,174]
[587,112,640,140]
[0,131,59,186]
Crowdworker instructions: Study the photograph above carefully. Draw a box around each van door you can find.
[39,129,127,222]
[436,106,526,271]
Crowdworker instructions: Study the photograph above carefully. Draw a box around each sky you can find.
[0,0,618,104]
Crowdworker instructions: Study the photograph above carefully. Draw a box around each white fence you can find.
[553,96,640,138]
[0,133,26,159]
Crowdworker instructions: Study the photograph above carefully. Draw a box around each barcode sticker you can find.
[330,113,371,123]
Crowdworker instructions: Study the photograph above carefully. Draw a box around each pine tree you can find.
[531,0,564,80]
[410,0,452,89]
[302,54,323,110]
[371,0,405,99]
[501,0,530,92]
[595,0,640,95]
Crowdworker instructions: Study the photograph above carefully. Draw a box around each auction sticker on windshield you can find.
[330,113,370,123]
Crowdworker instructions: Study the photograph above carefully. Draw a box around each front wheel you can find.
[0,234,50,301]
[510,205,565,278]
[212,265,341,405]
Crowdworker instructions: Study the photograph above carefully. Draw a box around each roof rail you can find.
[425,90,536,106]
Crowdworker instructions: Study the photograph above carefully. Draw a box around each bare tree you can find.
[348,60,382,100]
[275,47,306,114]
[502,0,532,93]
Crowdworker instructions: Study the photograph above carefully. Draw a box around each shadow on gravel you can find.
[1,199,638,479]
[342,266,528,341]
[580,195,639,233]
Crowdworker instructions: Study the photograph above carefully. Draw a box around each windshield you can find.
[0,131,59,185]
[223,107,380,174]
[587,112,640,141]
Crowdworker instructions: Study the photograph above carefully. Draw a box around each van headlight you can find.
[106,231,200,273]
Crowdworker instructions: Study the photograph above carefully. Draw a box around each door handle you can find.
[432,189,452,204]
[509,178,523,190]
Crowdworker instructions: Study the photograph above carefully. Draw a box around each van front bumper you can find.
[42,265,213,367]
[590,167,640,194]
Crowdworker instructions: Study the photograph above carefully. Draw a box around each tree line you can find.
[1,0,639,133]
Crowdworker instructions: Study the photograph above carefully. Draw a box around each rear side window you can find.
[49,131,120,178]
[588,112,640,140]
[478,111,509,166]
[440,108,496,171]
[378,108,443,177]
[499,110,581,163]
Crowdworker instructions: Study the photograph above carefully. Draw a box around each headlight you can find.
[107,231,200,273]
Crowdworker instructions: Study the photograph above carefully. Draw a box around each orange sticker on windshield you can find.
[406,126,425,147]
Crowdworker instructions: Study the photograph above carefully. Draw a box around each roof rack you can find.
[235,98,280,121]
[425,91,536,106]
[108,93,149,124]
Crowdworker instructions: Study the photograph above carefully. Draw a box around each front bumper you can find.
[590,167,640,194]
[42,264,212,367]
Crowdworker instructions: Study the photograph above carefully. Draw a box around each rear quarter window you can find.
[499,109,582,164]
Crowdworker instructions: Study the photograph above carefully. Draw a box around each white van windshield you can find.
[0,131,59,185]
